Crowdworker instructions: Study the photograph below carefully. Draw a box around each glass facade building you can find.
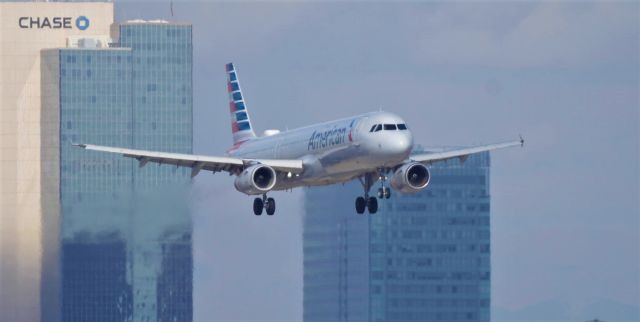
[41,21,193,322]
[303,151,491,322]
[0,3,114,321]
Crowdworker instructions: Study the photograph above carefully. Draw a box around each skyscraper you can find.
[0,3,114,321]
[39,17,193,322]
[303,151,491,322]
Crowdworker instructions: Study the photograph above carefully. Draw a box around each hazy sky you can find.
[117,2,640,321]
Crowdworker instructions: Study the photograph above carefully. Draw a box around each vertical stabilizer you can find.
[226,63,256,144]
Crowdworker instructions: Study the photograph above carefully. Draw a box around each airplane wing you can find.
[73,144,303,177]
[409,137,524,165]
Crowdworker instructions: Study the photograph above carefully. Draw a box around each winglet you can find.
[519,134,525,147]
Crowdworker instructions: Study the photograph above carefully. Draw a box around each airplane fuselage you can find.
[227,111,414,189]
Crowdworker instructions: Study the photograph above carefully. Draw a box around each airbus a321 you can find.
[76,63,523,216]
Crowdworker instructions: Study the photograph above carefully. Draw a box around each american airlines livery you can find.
[75,63,524,216]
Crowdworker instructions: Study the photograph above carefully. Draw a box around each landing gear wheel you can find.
[253,198,264,216]
[378,187,391,199]
[367,197,378,214]
[378,187,392,199]
[265,197,276,216]
[355,197,366,214]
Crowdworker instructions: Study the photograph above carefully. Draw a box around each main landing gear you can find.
[355,196,377,214]
[253,194,276,216]
[355,171,390,215]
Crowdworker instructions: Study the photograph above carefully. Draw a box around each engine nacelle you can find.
[234,164,277,195]
[390,162,431,193]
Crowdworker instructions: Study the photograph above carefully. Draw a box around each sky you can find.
[116,2,640,321]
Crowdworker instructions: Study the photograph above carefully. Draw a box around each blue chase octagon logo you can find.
[75,16,90,31]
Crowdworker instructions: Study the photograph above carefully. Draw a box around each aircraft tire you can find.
[266,198,276,215]
[367,197,378,214]
[355,197,366,214]
[253,198,264,216]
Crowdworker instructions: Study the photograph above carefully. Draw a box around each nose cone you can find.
[380,131,413,160]
[393,131,413,157]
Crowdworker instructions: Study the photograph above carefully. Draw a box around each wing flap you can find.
[410,138,523,164]
[74,144,303,176]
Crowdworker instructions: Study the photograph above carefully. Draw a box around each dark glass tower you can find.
[303,151,491,322]
[41,21,193,322]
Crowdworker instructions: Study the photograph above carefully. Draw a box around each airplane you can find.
[75,63,524,216]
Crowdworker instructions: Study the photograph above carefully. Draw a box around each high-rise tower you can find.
[303,151,491,322]
[0,3,114,321]
[40,20,193,321]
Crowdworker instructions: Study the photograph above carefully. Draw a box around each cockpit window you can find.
[384,124,397,131]
[397,124,407,130]
[374,124,382,132]
[370,125,377,132]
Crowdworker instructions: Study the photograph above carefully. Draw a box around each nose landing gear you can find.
[253,194,276,216]
[377,187,391,199]
[377,171,391,199]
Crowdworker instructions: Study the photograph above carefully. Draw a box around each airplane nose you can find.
[391,132,413,156]
[401,134,413,153]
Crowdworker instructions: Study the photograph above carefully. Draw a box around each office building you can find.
[41,20,193,321]
[1,1,193,321]
[1,3,114,321]
[303,151,491,322]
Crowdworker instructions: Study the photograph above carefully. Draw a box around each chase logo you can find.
[75,16,89,31]
[18,16,90,30]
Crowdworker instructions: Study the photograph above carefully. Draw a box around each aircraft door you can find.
[351,117,368,144]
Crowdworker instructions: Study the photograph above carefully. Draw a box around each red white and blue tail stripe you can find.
[226,63,256,144]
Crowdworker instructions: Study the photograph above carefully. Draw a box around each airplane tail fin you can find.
[226,62,256,144]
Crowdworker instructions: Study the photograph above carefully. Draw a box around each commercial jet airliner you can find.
[75,63,523,216]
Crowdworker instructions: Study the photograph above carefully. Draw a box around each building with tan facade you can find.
[0,2,114,321]
[2,1,194,321]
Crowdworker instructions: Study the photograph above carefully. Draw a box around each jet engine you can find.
[234,164,277,195]
[390,162,431,193]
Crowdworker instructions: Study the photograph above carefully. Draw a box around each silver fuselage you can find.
[227,111,413,190]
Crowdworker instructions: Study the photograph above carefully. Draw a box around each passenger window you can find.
[370,125,377,132]
[397,124,407,130]
[374,124,382,132]
[384,124,397,131]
